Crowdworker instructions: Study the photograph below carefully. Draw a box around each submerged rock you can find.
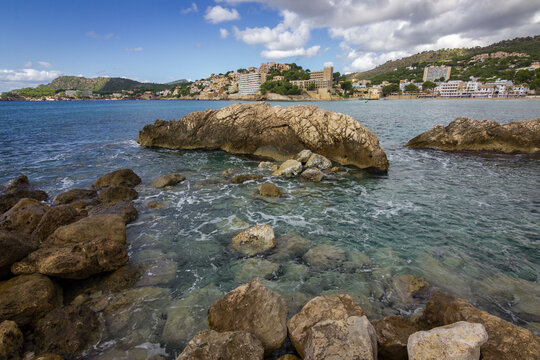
[303,244,346,271]
[373,315,420,360]
[0,320,23,360]
[138,103,389,171]
[92,168,141,189]
[406,117,540,153]
[88,201,138,224]
[0,231,39,279]
[231,174,263,184]
[408,321,488,360]
[177,330,264,360]
[231,224,276,256]
[53,189,97,205]
[0,198,50,234]
[272,159,303,177]
[300,168,324,182]
[391,274,430,304]
[268,233,311,262]
[151,173,186,188]
[230,258,280,283]
[257,183,282,197]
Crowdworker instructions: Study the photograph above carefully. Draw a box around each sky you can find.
[1,0,539,91]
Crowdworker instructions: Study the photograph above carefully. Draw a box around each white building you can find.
[437,81,464,97]
[239,72,263,94]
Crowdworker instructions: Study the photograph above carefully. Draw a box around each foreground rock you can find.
[97,186,138,203]
[422,291,540,359]
[0,231,39,279]
[408,321,488,360]
[373,315,420,360]
[207,278,287,354]
[406,117,540,153]
[1,176,48,215]
[53,188,97,205]
[138,103,389,172]
[32,204,81,241]
[231,224,275,256]
[301,168,324,182]
[92,168,141,189]
[258,183,282,197]
[0,320,23,360]
[177,330,264,360]
[151,173,186,188]
[0,198,50,234]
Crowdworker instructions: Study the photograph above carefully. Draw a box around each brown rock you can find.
[151,173,186,188]
[177,330,264,360]
[33,355,63,360]
[231,174,263,184]
[305,153,332,170]
[49,214,126,245]
[207,278,287,354]
[53,189,97,205]
[373,316,420,360]
[0,274,61,326]
[231,224,276,256]
[295,149,313,163]
[272,159,303,177]
[0,176,47,215]
[92,168,141,189]
[0,320,23,360]
[391,274,430,304]
[258,183,282,197]
[406,117,540,153]
[268,233,311,262]
[97,186,138,203]
[88,202,138,224]
[0,230,39,279]
[0,198,50,234]
[287,294,366,357]
[300,168,324,181]
[32,205,81,241]
[277,356,300,360]
[422,291,540,359]
[4,175,30,194]
[138,103,389,172]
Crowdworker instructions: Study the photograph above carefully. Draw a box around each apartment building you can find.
[238,72,263,94]
[290,66,333,89]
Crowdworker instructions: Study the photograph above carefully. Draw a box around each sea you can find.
[1,99,539,359]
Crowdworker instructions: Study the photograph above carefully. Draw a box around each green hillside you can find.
[39,76,169,94]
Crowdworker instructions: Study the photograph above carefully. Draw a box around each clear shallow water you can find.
[1,99,539,358]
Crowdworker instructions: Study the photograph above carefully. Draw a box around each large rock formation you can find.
[0,231,39,279]
[177,330,264,360]
[138,103,389,172]
[406,117,540,153]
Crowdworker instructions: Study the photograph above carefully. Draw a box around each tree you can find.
[340,80,353,93]
[404,84,418,93]
[422,81,436,91]
[515,69,532,83]
[307,83,316,91]
[382,83,400,96]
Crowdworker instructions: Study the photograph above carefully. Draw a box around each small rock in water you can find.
[272,159,303,177]
[303,244,346,271]
[258,183,282,197]
[305,153,332,170]
[231,224,276,256]
[92,168,141,189]
[231,174,263,184]
[391,274,430,304]
[258,161,276,170]
[268,233,311,262]
[231,258,280,283]
[301,168,324,181]
[177,330,264,360]
[295,149,313,163]
[150,173,185,188]
[222,168,238,177]
[97,186,138,203]
[0,320,23,360]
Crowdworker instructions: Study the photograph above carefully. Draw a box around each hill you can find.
[39,76,169,94]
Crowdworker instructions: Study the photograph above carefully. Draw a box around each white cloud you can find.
[37,61,53,68]
[86,30,100,39]
[86,30,117,40]
[182,2,198,14]
[220,28,230,38]
[125,47,143,52]
[261,46,321,59]
[205,6,240,24]
[0,68,62,92]
[104,33,115,40]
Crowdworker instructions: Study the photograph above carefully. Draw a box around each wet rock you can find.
[422,291,540,359]
[295,149,313,163]
[208,278,287,354]
[281,262,309,282]
[92,169,141,189]
[0,198,50,234]
[343,249,372,272]
[258,161,278,171]
[0,274,61,326]
[96,264,145,293]
[257,183,282,197]
[304,315,377,360]
[391,274,430,304]
[272,159,303,177]
[1,176,48,214]
[88,202,138,224]
[4,175,30,193]
[329,166,340,172]
[136,259,177,287]
[408,321,488,360]
[32,205,81,241]
[49,214,126,245]
[373,315,420,360]
[268,233,311,262]
[305,153,332,170]
[287,294,366,357]
[231,174,263,184]
[0,320,23,360]
[303,244,346,271]
[177,330,264,360]
[231,224,276,256]
[0,230,39,279]
[97,186,138,203]
[34,304,99,358]
[217,216,249,233]
[53,189,97,205]
[300,168,323,181]
[151,173,186,188]
[231,258,280,283]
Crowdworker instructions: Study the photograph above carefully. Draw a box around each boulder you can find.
[0,198,50,234]
[151,173,186,188]
[303,244,346,271]
[305,153,332,170]
[407,321,488,360]
[0,274,61,326]
[4,175,30,193]
[304,315,377,360]
[32,205,81,241]
[34,304,99,358]
[48,214,126,245]
[53,189,97,205]
[231,174,263,184]
[295,149,313,163]
[207,278,287,354]
[268,233,311,262]
[177,330,264,360]
[373,315,420,360]
[88,202,138,224]
[92,168,141,189]
[272,159,303,177]
[257,183,282,197]
[406,117,540,153]
[97,186,138,203]
[0,320,23,360]
[231,224,276,256]
[0,231,39,279]
[138,103,388,171]
[287,294,366,357]
[422,291,540,359]
[258,161,278,171]
[301,168,323,182]
[1,176,48,214]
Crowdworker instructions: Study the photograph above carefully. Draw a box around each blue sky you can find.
[1,0,539,91]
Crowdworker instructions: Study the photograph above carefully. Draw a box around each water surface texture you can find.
[1,100,539,358]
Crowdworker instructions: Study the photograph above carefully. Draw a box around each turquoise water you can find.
[1,100,539,358]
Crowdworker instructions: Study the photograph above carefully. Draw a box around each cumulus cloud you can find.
[125,47,143,52]
[220,28,230,38]
[182,2,198,14]
[0,68,62,92]
[205,6,240,24]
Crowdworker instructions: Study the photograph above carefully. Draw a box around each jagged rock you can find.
[208,278,287,354]
[287,294,366,357]
[0,274,61,326]
[305,153,332,170]
[303,244,346,271]
[422,291,540,359]
[231,174,263,184]
[0,231,39,279]
[231,224,276,256]
[373,316,420,360]
[230,258,280,283]
[391,274,430,304]
[0,198,50,234]
[304,315,377,360]
[138,103,389,171]
[1,176,48,214]
[0,320,23,360]
[177,330,264,360]
[257,183,282,197]
[268,233,311,262]
[4,176,30,193]
[408,321,488,360]
[48,214,126,245]
[406,117,540,153]
[34,304,99,358]
[88,202,138,224]
[272,159,303,177]
[151,173,186,188]
[32,205,81,241]
[295,149,313,163]
[53,189,97,205]
[97,186,138,203]
[92,169,141,189]
[301,168,324,181]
